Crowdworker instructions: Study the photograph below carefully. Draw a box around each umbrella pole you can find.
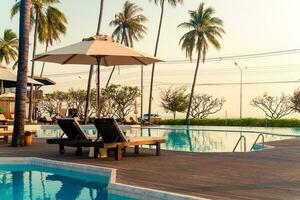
[140,65,144,121]
[84,65,94,124]
[96,57,101,118]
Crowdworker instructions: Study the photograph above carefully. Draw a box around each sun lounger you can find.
[0,114,7,125]
[122,117,133,125]
[93,118,166,160]
[43,116,54,124]
[46,118,102,156]
[130,117,140,125]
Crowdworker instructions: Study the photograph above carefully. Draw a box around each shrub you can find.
[156,118,300,128]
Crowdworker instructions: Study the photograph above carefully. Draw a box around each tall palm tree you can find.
[148,0,183,122]
[39,6,67,77]
[0,29,19,65]
[178,3,225,122]
[109,1,147,119]
[84,0,104,124]
[11,0,65,122]
[110,1,147,47]
[11,0,31,147]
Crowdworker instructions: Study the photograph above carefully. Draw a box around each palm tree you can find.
[178,3,225,122]
[0,29,18,65]
[110,1,147,47]
[109,1,147,118]
[11,0,31,147]
[84,0,104,124]
[39,6,67,77]
[148,0,183,122]
[11,0,65,122]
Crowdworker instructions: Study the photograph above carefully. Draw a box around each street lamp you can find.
[234,62,246,118]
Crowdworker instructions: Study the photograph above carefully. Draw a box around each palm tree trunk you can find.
[28,10,39,122]
[40,42,48,77]
[84,0,104,122]
[96,0,104,35]
[12,0,31,147]
[148,0,165,122]
[123,28,130,47]
[185,50,201,123]
[105,66,115,88]
[128,30,134,48]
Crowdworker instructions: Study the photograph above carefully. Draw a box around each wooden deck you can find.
[1,138,300,200]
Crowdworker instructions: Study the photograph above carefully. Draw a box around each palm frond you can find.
[178,2,224,62]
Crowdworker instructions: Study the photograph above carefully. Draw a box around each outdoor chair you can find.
[47,118,102,156]
[93,118,166,160]
[43,116,54,124]
[0,114,7,125]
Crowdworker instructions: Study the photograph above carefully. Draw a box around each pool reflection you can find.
[0,171,110,200]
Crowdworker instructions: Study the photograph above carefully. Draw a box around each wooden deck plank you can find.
[0,138,300,199]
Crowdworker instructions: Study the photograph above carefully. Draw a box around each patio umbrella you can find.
[0,93,16,101]
[0,64,43,91]
[34,35,163,117]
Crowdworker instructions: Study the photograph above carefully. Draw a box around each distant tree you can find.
[160,86,188,119]
[0,29,18,67]
[40,91,68,117]
[103,84,140,120]
[291,88,300,113]
[190,94,225,119]
[40,95,58,117]
[251,93,294,119]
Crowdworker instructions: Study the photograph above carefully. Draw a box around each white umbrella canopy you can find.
[34,35,163,66]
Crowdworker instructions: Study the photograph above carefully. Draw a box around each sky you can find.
[1,0,300,118]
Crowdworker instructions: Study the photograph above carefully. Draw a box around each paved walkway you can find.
[1,138,300,200]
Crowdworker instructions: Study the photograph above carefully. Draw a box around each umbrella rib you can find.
[62,54,77,65]
[131,57,147,65]
[33,54,49,61]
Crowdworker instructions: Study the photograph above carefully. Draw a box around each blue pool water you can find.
[35,125,300,152]
[0,165,135,200]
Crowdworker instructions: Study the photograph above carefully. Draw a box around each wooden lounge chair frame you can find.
[93,118,166,160]
[47,118,102,157]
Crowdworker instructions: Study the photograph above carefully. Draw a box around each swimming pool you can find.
[0,166,126,200]
[0,158,200,200]
[34,125,300,152]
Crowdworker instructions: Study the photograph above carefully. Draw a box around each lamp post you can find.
[234,62,246,118]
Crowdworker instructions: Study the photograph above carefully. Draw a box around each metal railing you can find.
[232,135,247,152]
[250,133,265,151]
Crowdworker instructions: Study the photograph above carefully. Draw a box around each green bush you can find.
[156,118,300,128]
[0,107,4,114]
